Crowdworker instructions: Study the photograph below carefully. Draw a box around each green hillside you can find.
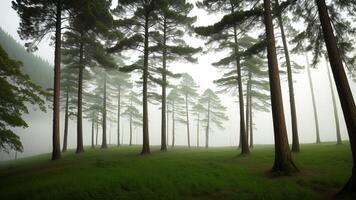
[0,143,352,200]
[0,27,53,88]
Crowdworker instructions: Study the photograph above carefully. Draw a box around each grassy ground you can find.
[0,143,352,200]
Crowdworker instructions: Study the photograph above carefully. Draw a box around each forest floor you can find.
[0,142,352,200]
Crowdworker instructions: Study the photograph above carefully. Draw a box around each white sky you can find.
[0,0,355,160]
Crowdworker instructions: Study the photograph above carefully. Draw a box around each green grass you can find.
[0,143,352,200]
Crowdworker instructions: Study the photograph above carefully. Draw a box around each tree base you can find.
[75,149,84,153]
[271,160,299,176]
[337,175,356,199]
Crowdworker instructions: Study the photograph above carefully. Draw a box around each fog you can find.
[0,0,355,161]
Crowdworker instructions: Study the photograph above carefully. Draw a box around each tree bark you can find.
[91,117,95,149]
[161,16,167,151]
[263,0,297,174]
[249,90,253,148]
[305,53,321,144]
[51,0,62,161]
[62,86,69,152]
[276,0,299,153]
[101,74,108,149]
[141,11,150,155]
[167,102,169,146]
[325,56,342,144]
[185,94,191,148]
[316,0,356,196]
[117,85,121,146]
[172,101,175,148]
[245,77,250,147]
[129,100,133,146]
[232,5,249,155]
[76,38,84,153]
[96,117,98,146]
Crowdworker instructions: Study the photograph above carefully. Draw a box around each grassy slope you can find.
[0,143,352,200]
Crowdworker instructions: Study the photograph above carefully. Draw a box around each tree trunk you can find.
[167,102,169,146]
[130,101,133,146]
[276,0,300,153]
[172,101,175,147]
[205,99,210,148]
[91,117,95,149]
[316,0,356,196]
[96,118,98,146]
[101,73,108,149]
[263,0,297,174]
[249,91,254,148]
[51,0,62,161]
[117,85,121,146]
[161,16,167,151]
[197,114,200,148]
[305,53,321,144]
[185,94,191,148]
[62,86,69,152]
[325,56,342,144]
[141,11,150,155]
[245,77,250,147]
[76,39,84,153]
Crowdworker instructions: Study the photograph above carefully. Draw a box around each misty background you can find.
[0,0,355,161]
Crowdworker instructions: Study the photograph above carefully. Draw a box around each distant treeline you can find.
[0,27,52,88]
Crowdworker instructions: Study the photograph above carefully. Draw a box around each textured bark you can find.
[185,94,191,148]
[264,0,297,174]
[205,99,210,148]
[275,0,299,153]
[316,0,356,196]
[62,86,69,152]
[161,16,167,151]
[101,74,108,149]
[325,56,342,144]
[231,4,249,155]
[141,11,150,154]
[76,38,84,153]
[51,0,62,161]
[305,54,321,144]
[117,86,121,146]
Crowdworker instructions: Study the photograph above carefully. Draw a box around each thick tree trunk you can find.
[141,11,150,155]
[185,94,191,148]
[276,0,299,153]
[316,0,356,196]
[205,99,210,148]
[76,39,84,153]
[325,56,342,144]
[51,0,62,161]
[263,0,297,174]
[305,53,321,144]
[101,74,108,149]
[117,86,121,146]
[62,86,69,152]
[197,114,200,148]
[161,16,167,151]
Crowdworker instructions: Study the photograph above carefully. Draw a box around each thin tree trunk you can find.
[325,56,342,144]
[276,0,299,153]
[249,92,254,148]
[316,0,356,195]
[245,77,250,147]
[141,11,150,155]
[161,16,167,151]
[206,99,210,148]
[96,117,98,146]
[109,121,111,145]
[52,0,62,161]
[167,102,169,146]
[172,101,175,147]
[62,86,69,152]
[101,73,108,149]
[117,85,121,146]
[91,117,95,148]
[305,53,321,144]
[130,100,133,146]
[185,94,191,148]
[76,38,84,153]
[263,0,297,174]
[197,114,200,148]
